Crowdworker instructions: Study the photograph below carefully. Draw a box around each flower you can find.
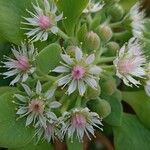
[22,0,63,42]
[53,47,102,96]
[61,108,103,141]
[35,116,62,142]
[2,42,37,85]
[83,0,104,14]
[114,38,146,87]
[130,2,145,37]
[14,81,61,127]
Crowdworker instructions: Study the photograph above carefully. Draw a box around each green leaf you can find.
[102,95,123,126]
[77,24,87,43]
[0,87,17,95]
[36,43,61,74]
[67,137,83,150]
[0,93,34,148]
[56,0,89,35]
[122,91,150,129]
[9,141,53,150]
[113,113,150,150]
[0,0,34,44]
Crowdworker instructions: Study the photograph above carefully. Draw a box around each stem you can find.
[75,96,82,107]
[98,56,116,64]
[58,29,69,40]
[110,21,123,28]
[113,31,130,39]
[87,14,92,28]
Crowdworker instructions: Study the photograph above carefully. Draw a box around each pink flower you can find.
[53,47,102,95]
[2,43,37,85]
[22,0,63,41]
[61,108,103,141]
[114,38,146,87]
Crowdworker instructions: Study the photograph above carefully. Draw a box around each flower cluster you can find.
[2,0,150,147]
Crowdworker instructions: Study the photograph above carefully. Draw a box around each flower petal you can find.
[78,80,86,96]
[89,66,102,75]
[84,77,97,89]
[50,101,61,108]
[75,47,83,62]
[36,80,42,95]
[85,54,95,64]
[57,75,72,86]
[67,80,77,95]
[61,54,73,65]
[53,66,70,73]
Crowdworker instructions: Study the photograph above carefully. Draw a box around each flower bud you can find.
[66,46,77,57]
[87,98,111,118]
[101,77,117,96]
[106,41,120,56]
[107,4,124,21]
[84,31,100,51]
[85,85,101,100]
[97,25,113,43]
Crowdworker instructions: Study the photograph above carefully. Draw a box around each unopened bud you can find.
[84,31,100,51]
[107,4,124,21]
[106,41,120,56]
[87,98,111,118]
[85,85,101,100]
[97,25,113,43]
[101,77,117,96]
[66,46,77,57]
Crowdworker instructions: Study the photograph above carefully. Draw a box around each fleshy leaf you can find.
[36,43,61,74]
[113,113,150,150]
[122,91,150,129]
[0,93,34,148]
[56,0,89,35]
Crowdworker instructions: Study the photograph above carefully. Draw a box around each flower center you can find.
[71,113,87,128]
[16,56,30,71]
[38,15,52,30]
[45,123,54,135]
[71,66,85,80]
[118,59,136,75]
[28,99,45,115]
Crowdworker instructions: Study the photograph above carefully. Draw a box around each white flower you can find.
[114,38,146,87]
[22,0,63,42]
[130,2,145,37]
[53,47,102,96]
[14,81,61,127]
[61,108,103,141]
[83,0,104,14]
[2,42,37,85]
